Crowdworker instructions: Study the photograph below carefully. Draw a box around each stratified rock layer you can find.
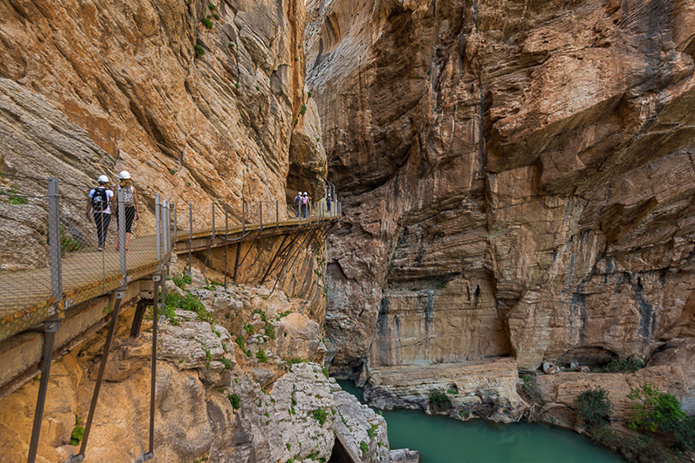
[307,0,695,393]
[0,0,325,270]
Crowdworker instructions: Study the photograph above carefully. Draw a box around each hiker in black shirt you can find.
[86,175,114,251]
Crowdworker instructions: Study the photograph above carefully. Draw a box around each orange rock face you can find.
[308,0,695,395]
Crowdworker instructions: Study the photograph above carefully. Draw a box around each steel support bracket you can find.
[114,290,126,300]
[134,452,154,463]
[64,454,85,463]
[44,320,61,333]
[152,274,162,282]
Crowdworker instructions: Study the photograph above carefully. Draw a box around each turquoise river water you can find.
[336,380,625,463]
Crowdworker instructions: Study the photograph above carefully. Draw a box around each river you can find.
[336,380,625,463]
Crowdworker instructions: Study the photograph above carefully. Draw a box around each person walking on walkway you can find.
[301,192,309,218]
[326,192,332,215]
[293,191,302,218]
[114,171,140,252]
[86,175,114,251]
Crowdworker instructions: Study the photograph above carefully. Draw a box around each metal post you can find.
[118,188,126,279]
[73,290,125,461]
[188,204,193,275]
[155,195,161,262]
[172,203,177,252]
[146,275,162,460]
[276,200,279,226]
[27,179,63,463]
[212,203,216,237]
[259,202,263,230]
[224,205,228,287]
[166,201,171,257]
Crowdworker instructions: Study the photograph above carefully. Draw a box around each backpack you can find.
[92,188,109,212]
[302,196,308,205]
[120,186,135,206]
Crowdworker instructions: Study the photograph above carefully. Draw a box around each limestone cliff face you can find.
[0,0,325,270]
[307,0,695,390]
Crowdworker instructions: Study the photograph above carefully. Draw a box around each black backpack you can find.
[92,188,109,212]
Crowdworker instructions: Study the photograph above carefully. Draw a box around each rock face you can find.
[307,0,695,400]
[0,279,395,462]
[0,0,325,270]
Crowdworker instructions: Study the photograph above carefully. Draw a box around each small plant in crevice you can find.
[208,3,216,10]
[299,103,307,115]
[201,17,214,29]
[256,348,268,363]
[195,44,205,57]
[359,441,369,455]
[69,416,85,446]
[600,357,645,373]
[228,393,241,409]
[213,13,220,20]
[312,407,328,426]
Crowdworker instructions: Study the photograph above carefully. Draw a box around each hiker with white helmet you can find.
[301,191,309,218]
[293,191,302,218]
[114,170,140,252]
[86,175,115,251]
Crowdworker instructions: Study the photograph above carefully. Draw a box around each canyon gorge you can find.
[1,0,695,461]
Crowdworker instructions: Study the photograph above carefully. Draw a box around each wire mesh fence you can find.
[0,176,174,341]
[0,174,341,341]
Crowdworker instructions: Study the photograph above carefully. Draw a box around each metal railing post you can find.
[27,178,63,463]
[172,203,177,253]
[166,201,171,257]
[118,188,126,280]
[155,195,161,262]
[188,204,193,275]
[224,205,228,287]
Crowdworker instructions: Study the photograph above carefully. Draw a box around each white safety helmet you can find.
[303,192,308,195]
[298,191,301,195]
[97,175,109,184]
[119,170,131,180]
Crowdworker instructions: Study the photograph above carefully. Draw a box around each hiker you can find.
[293,191,302,218]
[114,171,140,252]
[326,192,332,214]
[301,192,309,218]
[86,175,114,251]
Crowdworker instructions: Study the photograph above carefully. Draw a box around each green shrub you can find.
[360,441,369,454]
[574,386,612,428]
[208,3,216,10]
[256,348,268,363]
[312,407,328,426]
[172,273,192,288]
[628,382,685,433]
[322,367,329,379]
[428,388,452,410]
[228,393,241,409]
[235,336,245,351]
[367,423,379,438]
[244,323,254,335]
[2,186,28,205]
[201,17,213,29]
[69,417,84,446]
[601,358,645,373]
[263,323,276,339]
[164,291,213,323]
[195,44,205,56]
[662,415,695,451]
[285,357,307,365]
[213,13,220,20]
[221,357,231,370]
[299,104,307,115]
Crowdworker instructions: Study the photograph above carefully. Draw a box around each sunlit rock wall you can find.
[307,0,695,374]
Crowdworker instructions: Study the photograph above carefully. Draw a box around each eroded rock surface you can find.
[307,0,695,409]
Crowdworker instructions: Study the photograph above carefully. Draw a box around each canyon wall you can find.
[307,0,695,392]
[0,0,325,270]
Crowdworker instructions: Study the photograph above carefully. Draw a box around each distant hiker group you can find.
[294,191,310,218]
[86,171,140,251]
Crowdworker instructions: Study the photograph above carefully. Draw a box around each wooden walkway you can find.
[0,215,336,342]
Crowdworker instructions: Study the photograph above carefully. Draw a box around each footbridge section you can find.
[0,177,341,463]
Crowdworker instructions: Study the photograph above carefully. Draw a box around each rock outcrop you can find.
[0,276,400,462]
[307,0,695,410]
